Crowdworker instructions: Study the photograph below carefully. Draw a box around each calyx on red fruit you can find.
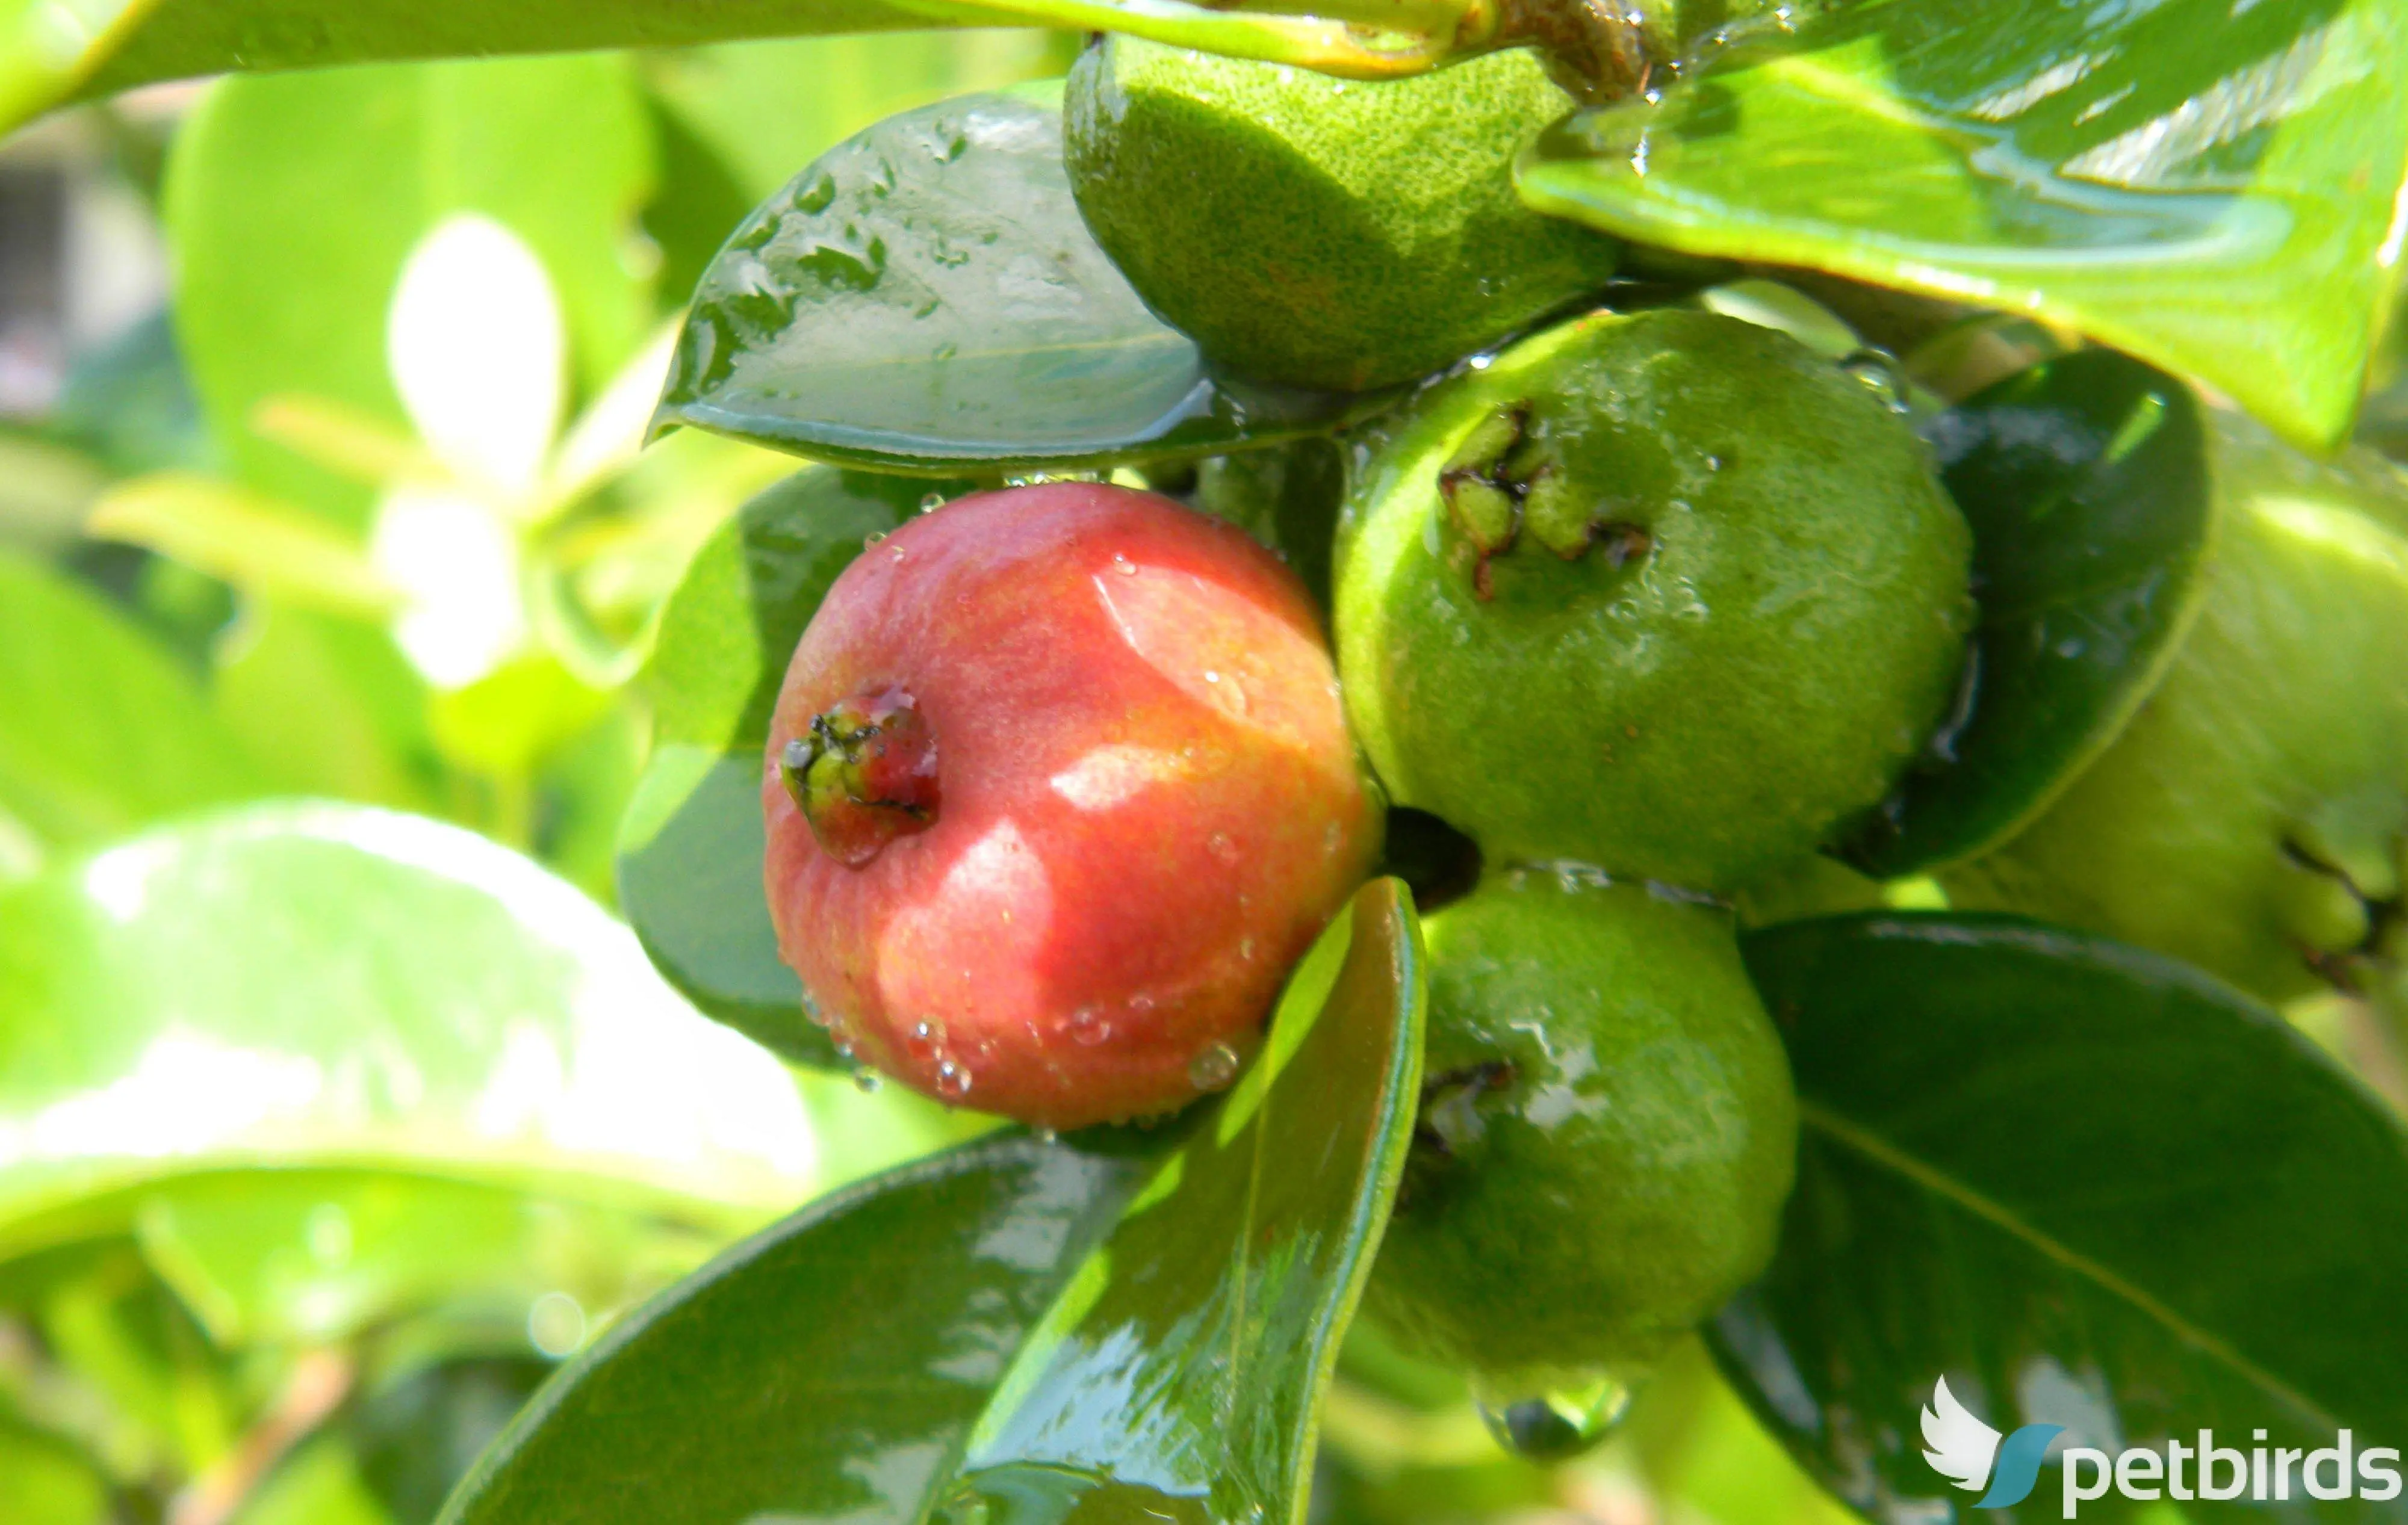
[778,683,940,868]
[762,483,1380,1130]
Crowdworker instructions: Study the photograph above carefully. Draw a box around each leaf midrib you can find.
[1798,1098,2339,1431]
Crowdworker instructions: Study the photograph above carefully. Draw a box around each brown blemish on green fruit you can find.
[1436,402,1656,598]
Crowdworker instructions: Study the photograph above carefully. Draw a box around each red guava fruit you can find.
[763,482,1380,1128]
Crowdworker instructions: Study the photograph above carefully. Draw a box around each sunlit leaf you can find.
[1518,0,2408,449]
[163,56,656,525]
[0,546,267,849]
[1718,912,2408,1525]
[945,879,1426,1524]
[441,878,1423,1525]
[0,801,819,1259]
[654,89,1362,475]
[5,0,1466,143]
[87,472,400,618]
[0,1418,109,1525]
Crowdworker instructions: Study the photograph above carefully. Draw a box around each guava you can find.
[1334,308,1974,893]
[1941,422,2408,1003]
[1063,39,1619,393]
[762,483,1380,1128]
[1364,870,1796,1397]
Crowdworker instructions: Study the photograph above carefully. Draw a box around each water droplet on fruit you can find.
[908,1018,947,1057]
[1129,994,1156,1015]
[1066,1006,1112,1046]
[1033,1127,1058,1145]
[1474,1375,1634,1461]
[1839,348,1910,412]
[934,1058,973,1100]
[1209,832,1240,865]
[1111,554,1138,575]
[864,530,888,548]
[918,492,946,513]
[1239,936,1257,962]
[1188,1043,1240,1092]
[1203,669,1220,684]
[852,1068,883,1093]
[889,546,906,563]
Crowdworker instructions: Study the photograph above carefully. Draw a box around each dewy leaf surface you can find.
[654,89,1360,475]
[0,800,819,1254]
[948,879,1426,1524]
[1721,914,2408,1525]
[1846,351,2213,877]
[440,878,1424,1525]
[1518,0,2408,449]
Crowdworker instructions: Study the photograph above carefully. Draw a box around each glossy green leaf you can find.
[618,467,948,1066]
[4,0,1461,143]
[638,32,1077,310]
[946,879,1424,1523]
[1845,351,2213,876]
[0,800,819,1257]
[654,90,1362,475]
[1718,913,2408,1525]
[444,1134,1153,1525]
[1517,0,2408,450]
[0,546,267,850]
[441,878,1423,1525]
[162,56,656,524]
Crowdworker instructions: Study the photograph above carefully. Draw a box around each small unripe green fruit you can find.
[1064,39,1619,393]
[1364,871,1796,1396]
[1335,308,1974,893]
[1942,425,2408,1002]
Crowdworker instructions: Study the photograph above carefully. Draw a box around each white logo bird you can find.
[1922,1376,2002,1493]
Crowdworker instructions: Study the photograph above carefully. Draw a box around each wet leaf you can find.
[1517,0,2408,450]
[654,90,1362,476]
[0,800,819,1257]
[945,879,1424,1523]
[440,1134,1153,1525]
[618,467,946,1066]
[4,0,1459,143]
[1720,913,2408,1525]
[441,879,1424,1525]
[1845,351,2213,876]
[0,546,268,850]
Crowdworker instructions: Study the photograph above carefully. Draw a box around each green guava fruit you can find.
[1363,869,1796,1398]
[1335,307,1975,893]
[1063,39,1619,393]
[1941,422,2408,1003]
